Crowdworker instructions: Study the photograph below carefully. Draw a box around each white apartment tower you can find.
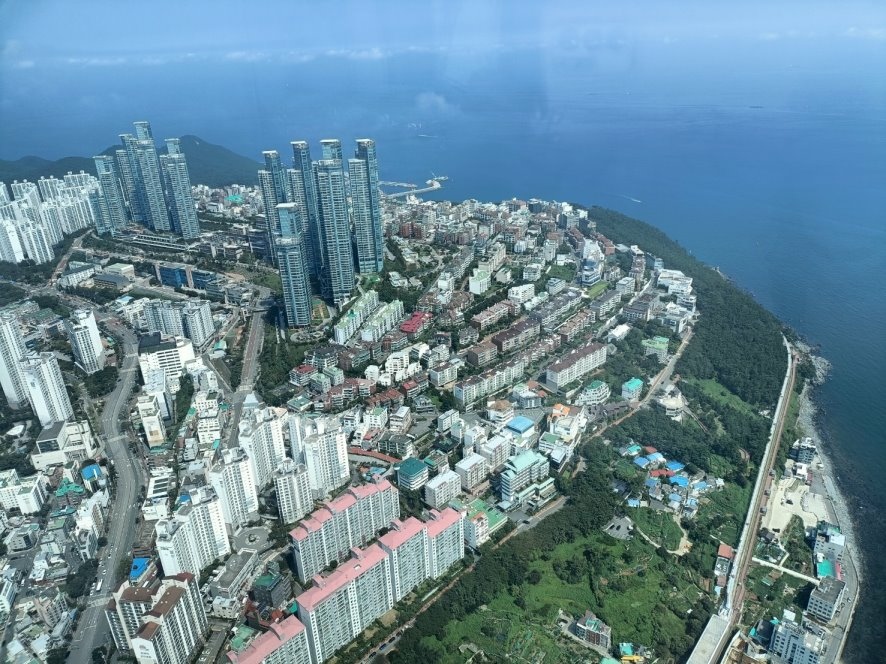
[238,402,287,488]
[289,415,349,498]
[0,313,28,409]
[65,309,105,375]
[209,447,259,529]
[21,352,73,427]
[181,300,214,347]
[129,573,208,664]
[155,487,230,579]
[273,458,312,526]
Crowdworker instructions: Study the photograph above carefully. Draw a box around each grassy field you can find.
[425,530,705,662]
[696,481,753,547]
[629,507,684,551]
[687,378,757,417]
[586,281,609,299]
[782,515,814,576]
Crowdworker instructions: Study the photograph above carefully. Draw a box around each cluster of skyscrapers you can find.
[91,121,200,239]
[0,174,97,264]
[260,139,384,326]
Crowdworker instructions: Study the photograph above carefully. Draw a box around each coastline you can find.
[794,350,862,663]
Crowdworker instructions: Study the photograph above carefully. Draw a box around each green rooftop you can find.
[589,379,605,389]
[229,625,259,652]
[623,377,643,390]
[398,457,427,478]
[55,479,85,498]
[254,573,279,588]
[467,498,507,532]
[643,336,670,349]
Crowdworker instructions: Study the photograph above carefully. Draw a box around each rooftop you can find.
[506,416,535,434]
[227,617,305,664]
[297,544,388,612]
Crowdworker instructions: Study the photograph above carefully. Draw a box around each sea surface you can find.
[2,45,884,655]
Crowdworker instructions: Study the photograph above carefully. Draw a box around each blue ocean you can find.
[2,44,884,655]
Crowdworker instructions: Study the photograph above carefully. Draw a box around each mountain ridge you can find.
[0,135,261,189]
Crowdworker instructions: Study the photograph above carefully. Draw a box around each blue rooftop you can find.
[627,498,641,508]
[644,478,660,488]
[633,457,650,468]
[81,464,102,481]
[130,557,150,581]
[670,476,689,487]
[668,492,683,503]
[507,416,534,434]
[666,461,685,472]
[647,452,665,463]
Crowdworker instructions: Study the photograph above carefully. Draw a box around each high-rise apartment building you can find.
[315,157,354,306]
[297,544,393,664]
[225,615,312,664]
[65,309,105,375]
[289,479,400,583]
[0,313,29,409]
[237,403,287,488]
[209,447,259,529]
[258,150,291,263]
[180,300,214,347]
[144,300,185,338]
[129,573,208,664]
[378,517,429,602]
[137,333,196,394]
[349,139,384,274]
[155,487,230,578]
[290,141,323,276]
[273,458,312,526]
[92,155,129,235]
[289,415,349,498]
[276,204,313,329]
[0,218,25,262]
[160,138,200,239]
[21,352,73,427]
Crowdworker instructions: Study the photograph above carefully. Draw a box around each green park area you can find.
[629,507,684,551]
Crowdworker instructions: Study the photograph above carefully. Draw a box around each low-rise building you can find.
[807,577,846,623]
[545,342,607,390]
[621,377,644,402]
[424,469,460,509]
[397,457,429,492]
[574,611,612,649]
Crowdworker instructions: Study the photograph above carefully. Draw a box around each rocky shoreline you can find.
[795,349,862,662]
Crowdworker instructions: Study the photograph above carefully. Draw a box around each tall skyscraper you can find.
[289,415,349,498]
[315,158,354,306]
[65,309,105,375]
[319,138,343,162]
[290,141,323,276]
[21,352,74,427]
[92,155,128,235]
[258,150,292,263]
[0,219,25,264]
[277,204,313,328]
[349,139,384,274]
[136,137,171,232]
[160,138,200,239]
[0,313,28,409]
[180,300,214,347]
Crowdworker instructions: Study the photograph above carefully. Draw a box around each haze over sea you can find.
[2,13,885,655]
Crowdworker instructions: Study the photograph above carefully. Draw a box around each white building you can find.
[468,268,490,295]
[155,487,230,579]
[209,447,259,529]
[21,352,73,427]
[137,333,196,394]
[807,577,846,623]
[545,342,607,390]
[144,300,185,338]
[500,450,550,505]
[65,309,105,375]
[0,468,49,514]
[137,395,166,447]
[0,313,29,409]
[289,415,349,499]
[424,469,460,509]
[378,517,429,602]
[31,419,101,471]
[508,283,535,306]
[129,573,208,664]
[769,611,829,664]
[180,300,215,348]
[238,400,288,488]
[455,454,488,492]
[274,458,312,526]
[424,508,465,579]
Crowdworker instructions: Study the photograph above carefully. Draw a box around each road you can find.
[225,286,270,448]
[67,321,147,664]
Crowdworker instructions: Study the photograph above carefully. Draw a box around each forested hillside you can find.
[588,207,787,407]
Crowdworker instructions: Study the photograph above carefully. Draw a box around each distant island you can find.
[0,135,261,189]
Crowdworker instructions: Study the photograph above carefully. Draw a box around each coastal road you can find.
[66,322,146,664]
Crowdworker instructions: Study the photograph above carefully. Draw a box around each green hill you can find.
[0,135,260,188]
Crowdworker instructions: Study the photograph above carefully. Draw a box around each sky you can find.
[1,0,885,158]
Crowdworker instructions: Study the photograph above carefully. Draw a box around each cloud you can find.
[324,47,387,60]
[843,26,886,40]
[223,50,270,62]
[13,59,35,69]
[415,91,458,115]
[65,56,128,66]
[758,32,781,41]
